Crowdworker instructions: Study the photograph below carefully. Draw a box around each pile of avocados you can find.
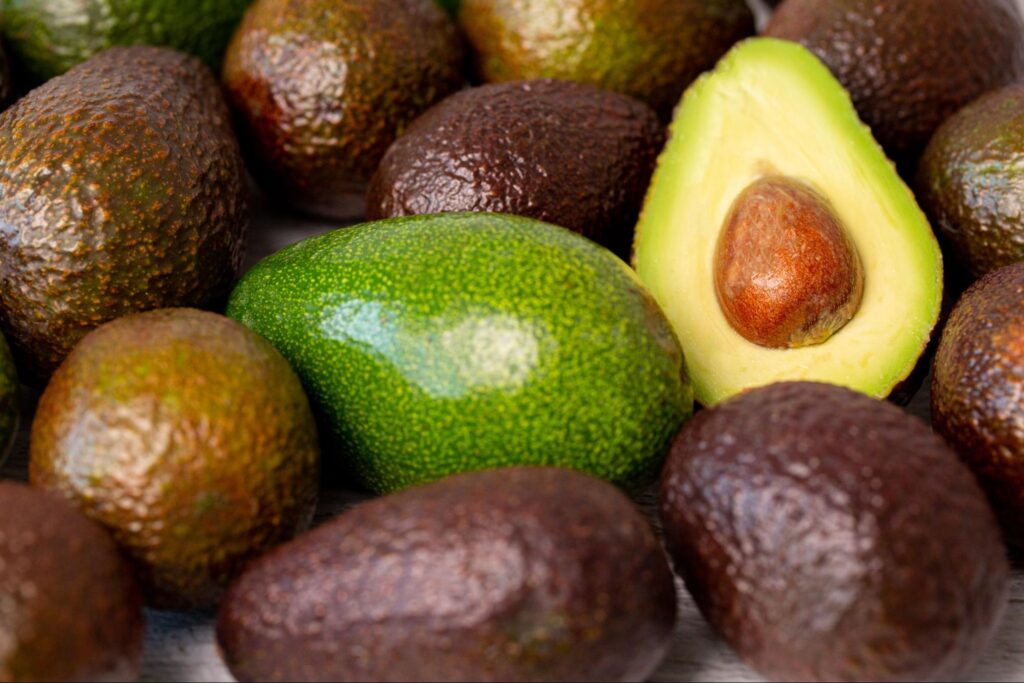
[1,0,1024,681]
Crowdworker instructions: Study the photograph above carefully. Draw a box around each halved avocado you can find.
[633,38,942,406]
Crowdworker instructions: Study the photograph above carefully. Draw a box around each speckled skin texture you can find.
[227,213,693,494]
[366,79,664,259]
[0,0,252,83]
[917,85,1024,283]
[29,309,320,611]
[0,46,249,379]
[458,0,753,119]
[766,0,1024,168]
[0,482,144,682]
[660,382,1009,682]
[222,0,465,220]
[933,263,1024,543]
[218,467,678,682]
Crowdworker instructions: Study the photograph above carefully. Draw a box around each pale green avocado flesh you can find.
[634,38,943,406]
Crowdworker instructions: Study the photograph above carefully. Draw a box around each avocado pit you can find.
[714,176,864,349]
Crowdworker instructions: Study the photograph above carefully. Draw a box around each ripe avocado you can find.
[227,213,693,494]
[766,0,1024,169]
[367,79,664,258]
[0,482,144,682]
[633,38,942,406]
[0,46,249,380]
[222,0,465,220]
[218,467,677,682]
[30,309,320,610]
[457,0,753,120]
[660,382,1008,681]
[0,0,252,83]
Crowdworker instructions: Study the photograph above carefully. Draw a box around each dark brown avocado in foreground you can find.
[218,467,677,682]
[660,381,1008,682]
[367,79,664,258]
[0,482,144,682]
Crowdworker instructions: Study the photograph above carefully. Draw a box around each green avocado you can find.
[227,213,693,494]
[633,38,942,406]
[1,0,253,83]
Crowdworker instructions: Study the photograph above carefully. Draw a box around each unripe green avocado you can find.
[227,213,693,494]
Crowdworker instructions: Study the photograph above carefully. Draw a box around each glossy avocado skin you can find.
[30,309,320,610]
[766,0,1024,168]
[1,0,252,83]
[227,213,693,494]
[660,382,1008,682]
[933,263,1024,542]
[218,467,678,682]
[458,0,753,120]
[0,482,144,682]
[917,85,1024,284]
[367,79,664,258]
[222,0,465,220]
[0,46,249,380]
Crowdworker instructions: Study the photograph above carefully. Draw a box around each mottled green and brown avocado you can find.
[367,79,664,258]
[222,0,464,220]
[30,309,320,610]
[458,0,753,120]
[660,382,1008,681]
[218,467,677,682]
[0,46,249,380]
[765,0,1024,168]
[0,482,144,682]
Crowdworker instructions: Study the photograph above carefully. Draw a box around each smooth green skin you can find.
[0,334,17,464]
[227,213,693,494]
[1,0,252,83]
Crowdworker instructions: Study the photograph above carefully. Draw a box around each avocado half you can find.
[633,38,942,406]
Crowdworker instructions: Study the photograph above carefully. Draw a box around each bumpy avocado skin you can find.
[218,467,677,682]
[766,0,1024,168]
[30,309,320,610]
[227,213,693,494]
[933,262,1024,542]
[458,0,753,119]
[917,85,1024,284]
[0,482,144,682]
[661,382,1008,682]
[1,0,252,83]
[367,79,664,258]
[0,46,249,380]
[222,0,465,220]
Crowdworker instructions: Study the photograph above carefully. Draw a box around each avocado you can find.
[227,213,692,494]
[1,0,252,84]
[0,46,249,380]
[367,79,664,258]
[0,482,144,682]
[222,0,465,220]
[765,0,1024,169]
[661,381,1008,681]
[633,38,942,406]
[218,467,677,682]
[457,0,753,120]
[30,308,320,610]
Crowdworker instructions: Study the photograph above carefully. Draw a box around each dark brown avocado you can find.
[660,381,1008,682]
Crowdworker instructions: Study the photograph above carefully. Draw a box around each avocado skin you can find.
[0,46,249,380]
[227,213,692,494]
[766,0,1024,169]
[30,309,320,610]
[222,0,465,220]
[218,467,677,683]
[367,79,664,259]
[0,482,144,682]
[661,382,1008,682]
[457,0,753,120]
[0,0,252,84]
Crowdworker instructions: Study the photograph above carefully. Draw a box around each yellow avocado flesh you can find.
[633,38,942,406]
